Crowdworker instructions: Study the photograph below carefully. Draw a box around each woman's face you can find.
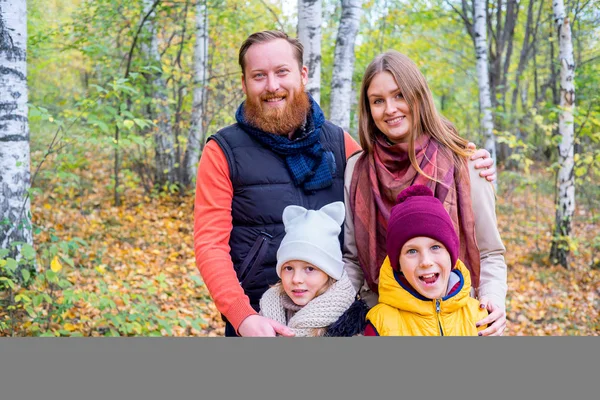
[367,71,412,144]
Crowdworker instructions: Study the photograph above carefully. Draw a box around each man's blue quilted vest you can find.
[209,121,347,309]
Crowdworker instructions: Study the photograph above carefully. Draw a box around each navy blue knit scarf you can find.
[235,95,335,192]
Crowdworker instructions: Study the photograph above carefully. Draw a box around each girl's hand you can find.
[476,297,507,336]
[467,142,496,182]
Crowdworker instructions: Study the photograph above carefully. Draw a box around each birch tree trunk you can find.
[297,0,321,103]
[182,0,208,187]
[473,0,497,179]
[142,0,176,188]
[550,0,576,268]
[0,0,32,259]
[329,0,362,132]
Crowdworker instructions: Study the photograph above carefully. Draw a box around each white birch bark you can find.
[550,0,576,267]
[474,0,497,180]
[329,0,362,132]
[0,0,33,256]
[142,0,176,187]
[183,0,208,187]
[297,0,321,103]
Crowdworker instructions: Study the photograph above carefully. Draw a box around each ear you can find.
[301,65,308,86]
[241,74,247,95]
[319,202,345,226]
[282,205,308,227]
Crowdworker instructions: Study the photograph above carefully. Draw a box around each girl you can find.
[344,51,507,335]
[259,202,364,337]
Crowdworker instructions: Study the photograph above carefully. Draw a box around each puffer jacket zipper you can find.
[436,299,444,336]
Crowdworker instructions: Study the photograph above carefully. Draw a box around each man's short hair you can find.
[238,30,304,75]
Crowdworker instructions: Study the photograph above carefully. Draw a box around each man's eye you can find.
[277,69,289,74]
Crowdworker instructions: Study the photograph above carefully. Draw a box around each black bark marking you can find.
[0,102,18,112]
[0,65,26,80]
[0,6,25,62]
[0,114,27,122]
[0,134,29,142]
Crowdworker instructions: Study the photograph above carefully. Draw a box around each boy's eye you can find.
[431,245,440,250]
[406,249,417,255]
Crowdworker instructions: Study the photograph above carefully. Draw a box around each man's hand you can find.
[467,142,496,182]
[237,314,295,337]
[476,297,507,336]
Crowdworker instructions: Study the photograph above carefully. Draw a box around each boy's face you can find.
[280,260,330,306]
[399,237,452,300]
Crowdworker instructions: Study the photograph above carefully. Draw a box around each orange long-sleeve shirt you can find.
[194,132,361,332]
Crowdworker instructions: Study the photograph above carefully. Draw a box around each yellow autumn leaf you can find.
[64,323,76,331]
[51,257,63,272]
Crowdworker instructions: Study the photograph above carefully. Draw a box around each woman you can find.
[343,51,507,336]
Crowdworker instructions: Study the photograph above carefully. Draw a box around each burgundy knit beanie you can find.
[386,185,459,272]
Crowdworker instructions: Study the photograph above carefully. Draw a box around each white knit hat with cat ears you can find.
[276,202,345,280]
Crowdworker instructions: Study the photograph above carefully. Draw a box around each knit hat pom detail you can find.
[396,185,434,204]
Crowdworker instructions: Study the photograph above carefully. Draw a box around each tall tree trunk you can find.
[297,0,322,103]
[0,0,33,259]
[329,0,361,132]
[142,0,176,188]
[550,0,576,268]
[474,0,497,179]
[182,0,208,187]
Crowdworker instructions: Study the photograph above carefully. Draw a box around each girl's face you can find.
[367,71,413,144]
[280,260,331,306]
[399,237,452,300]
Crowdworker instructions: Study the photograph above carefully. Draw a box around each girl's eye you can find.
[395,93,403,99]
[283,266,293,271]
[306,266,315,272]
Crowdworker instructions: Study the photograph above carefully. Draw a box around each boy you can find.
[364,185,488,336]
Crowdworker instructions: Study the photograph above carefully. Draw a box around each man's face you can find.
[241,39,310,135]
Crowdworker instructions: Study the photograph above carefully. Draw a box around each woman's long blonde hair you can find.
[358,51,473,179]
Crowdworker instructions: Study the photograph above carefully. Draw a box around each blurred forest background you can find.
[0,0,598,336]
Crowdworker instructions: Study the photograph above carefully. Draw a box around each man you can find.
[194,30,494,337]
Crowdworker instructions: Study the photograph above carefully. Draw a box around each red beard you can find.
[244,86,311,136]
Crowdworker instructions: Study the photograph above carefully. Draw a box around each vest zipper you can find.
[436,299,444,336]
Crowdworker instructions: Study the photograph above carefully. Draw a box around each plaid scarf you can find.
[235,95,335,192]
[349,133,480,294]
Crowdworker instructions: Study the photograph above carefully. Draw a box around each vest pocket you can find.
[238,232,272,290]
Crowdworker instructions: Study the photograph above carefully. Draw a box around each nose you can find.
[384,99,395,115]
[420,252,434,268]
[266,73,280,93]
[292,270,304,284]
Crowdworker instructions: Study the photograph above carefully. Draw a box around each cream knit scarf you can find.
[259,271,356,337]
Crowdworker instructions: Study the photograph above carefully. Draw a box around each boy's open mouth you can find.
[419,273,439,285]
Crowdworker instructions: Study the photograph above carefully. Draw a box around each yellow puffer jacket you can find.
[366,257,488,336]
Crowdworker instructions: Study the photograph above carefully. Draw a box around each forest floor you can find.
[3,153,599,336]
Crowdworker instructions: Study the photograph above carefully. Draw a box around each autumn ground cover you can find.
[1,152,598,336]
